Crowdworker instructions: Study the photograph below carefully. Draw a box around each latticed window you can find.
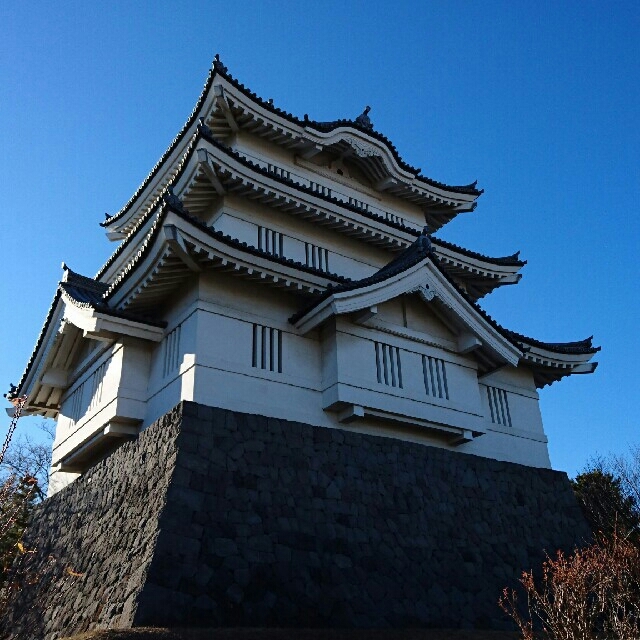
[67,382,85,427]
[258,226,284,257]
[375,342,403,388]
[305,242,329,272]
[163,325,182,377]
[422,355,449,400]
[252,324,282,373]
[88,361,107,411]
[486,386,512,427]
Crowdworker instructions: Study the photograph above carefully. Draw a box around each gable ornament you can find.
[409,283,436,303]
[343,136,381,159]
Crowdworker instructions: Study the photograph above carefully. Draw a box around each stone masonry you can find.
[5,402,591,638]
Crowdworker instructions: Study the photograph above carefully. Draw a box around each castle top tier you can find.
[102,55,482,240]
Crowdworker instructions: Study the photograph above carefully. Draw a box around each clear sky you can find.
[2,0,638,477]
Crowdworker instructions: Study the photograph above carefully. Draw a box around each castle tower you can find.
[10,56,598,493]
[6,57,596,636]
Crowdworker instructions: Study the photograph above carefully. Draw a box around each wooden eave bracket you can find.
[457,333,482,354]
[163,225,202,272]
[213,84,239,132]
[352,306,378,326]
[572,362,598,374]
[40,368,69,389]
[375,176,398,191]
[291,137,322,156]
[197,148,226,195]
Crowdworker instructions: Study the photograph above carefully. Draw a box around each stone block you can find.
[6,402,592,639]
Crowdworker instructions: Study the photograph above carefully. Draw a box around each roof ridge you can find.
[505,330,601,354]
[103,55,482,230]
[103,197,351,301]
[218,65,482,195]
[432,237,526,267]
[61,263,109,294]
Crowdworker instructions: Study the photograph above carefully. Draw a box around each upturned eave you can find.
[102,57,482,238]
[291,254,523,370]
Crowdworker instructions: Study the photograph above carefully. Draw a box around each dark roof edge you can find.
[289,235,598,360]
[432,237,526,267]
[8,290,62,400]
[95,135,204,281]
[220,68,481,195]
[103,55,482,228]
[430,258,600,357]
[505,330,601,355]
[104,200,351,301]
[101,60,220,228]
[289,235,432,324]
[60,277,166,329]
[199,130,424,235]
[7,268,169,400]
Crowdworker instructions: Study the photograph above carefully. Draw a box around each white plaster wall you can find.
[53,343,122,465]
[323,319,484,430]
[49,268,552,497]
[211,198,389,280]
[135,275,552,471]
[232,131,426,229]
[145,310,198,427]
[52,338,153,467]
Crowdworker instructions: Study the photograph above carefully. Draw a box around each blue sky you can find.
[2,1,638,477]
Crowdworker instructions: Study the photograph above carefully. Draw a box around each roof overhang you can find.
[432,241,524,300]
[292,257,523,368]
[102,61,481,238]
[15,283,165,417]
[517,341,599,388]
[106,208,345,313]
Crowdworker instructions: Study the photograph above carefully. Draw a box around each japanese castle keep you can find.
[7,57,597,636]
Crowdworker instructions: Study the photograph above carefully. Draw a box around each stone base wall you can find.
[6,402,591,639]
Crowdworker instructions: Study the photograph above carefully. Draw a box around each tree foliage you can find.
[0,474,38,582]
[0,421,53,501]
[0,405,53,612]
[572,468,640,544]
[499,533,640,640]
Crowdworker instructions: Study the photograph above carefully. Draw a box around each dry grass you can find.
[61,628,519,640]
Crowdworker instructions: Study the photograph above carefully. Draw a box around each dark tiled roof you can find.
[103,199,351,300]
[102,55,481,229]
[289,233,432,324]
[217,66,481,196]
[61,265,108,306]
[428,258,599,357]
[7,267,167,399]
[289,233,599,360]
[7,289,62,400]
[101,67,218,228]
[177,208,351,285]
[505,331,600,355]
[100,125,425,278]
[199,129,423,236]
[432,237,526,267]
[61,266,166,328]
